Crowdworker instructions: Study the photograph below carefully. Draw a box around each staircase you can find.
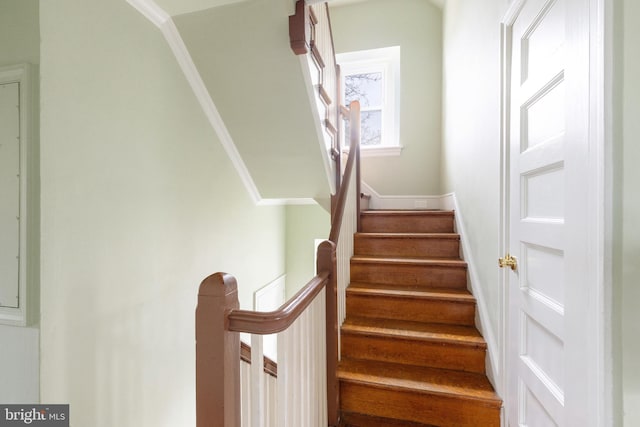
[338,210,502,427]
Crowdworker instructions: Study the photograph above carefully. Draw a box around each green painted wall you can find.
[0,0,39,67]
[0,0,40,404]
[330,0,443,196]
[39,0,286,424]
[442,0,507,351]
[621,0,640,423]
[175,0,332,200]
[285,205,330,298]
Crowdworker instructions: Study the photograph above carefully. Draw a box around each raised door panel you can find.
[508,0,568,425]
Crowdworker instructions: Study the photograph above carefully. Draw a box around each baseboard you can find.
[361,182,454,210]
[449,193,501,392]
[361,184,503,392]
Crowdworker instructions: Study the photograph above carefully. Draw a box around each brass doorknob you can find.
[499,253,518,271]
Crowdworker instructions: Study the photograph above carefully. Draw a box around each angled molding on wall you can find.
[126,0,320,207]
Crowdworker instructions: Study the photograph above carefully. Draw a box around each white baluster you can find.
[250,334,265,427]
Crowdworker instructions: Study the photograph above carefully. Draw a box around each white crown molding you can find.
[126,0,271,205]
[256,198,318,206]
[328,0,444,9]
[126,0,331,206]
[127,0,170,26]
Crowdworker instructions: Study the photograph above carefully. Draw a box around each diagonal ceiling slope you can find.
[173,0,333,201]
[154,0,249,17]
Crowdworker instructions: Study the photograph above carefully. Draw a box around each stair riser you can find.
[340,382,501,427]
[350,262,467,289]
[346,294,475,325]
[354,237,460,258]
[361,215,454,234]
[341,333,486,373]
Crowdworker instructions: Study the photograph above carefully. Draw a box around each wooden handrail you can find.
[196,101,360,426]
[227,272,329,335]
[197,5,361,427]
[329,101,361,243]
[290,0,342,189]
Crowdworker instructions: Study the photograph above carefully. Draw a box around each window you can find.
[337,46,401,156]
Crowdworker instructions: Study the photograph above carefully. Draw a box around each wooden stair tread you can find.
[342,317,486,347]
[351,255,467,267]
[361,210,454,216]
[338,359,501,407]
[347,282,475,302]
[355,232,460,239]
[341,208,502,425]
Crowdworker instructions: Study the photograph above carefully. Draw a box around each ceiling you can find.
[153,0,249,17]
[155,0,444,17]
[328,0,444,9]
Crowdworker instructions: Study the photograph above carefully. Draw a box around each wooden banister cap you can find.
[198,272,237,297]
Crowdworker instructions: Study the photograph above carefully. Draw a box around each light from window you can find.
[337,46,401,155]
[345,72,383,145]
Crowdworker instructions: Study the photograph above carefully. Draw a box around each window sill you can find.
[343,145,403,157]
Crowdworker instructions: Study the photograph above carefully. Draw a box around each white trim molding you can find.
[337,46,401,151]
[448,193,501,391]
[126,0,322,207]
[343,145,403,157]
[499,0,612,424]
[361,182,450,210]
[359,186,502,391]
[0,64,34,326]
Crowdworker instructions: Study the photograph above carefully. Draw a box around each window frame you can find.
[337,46,401,156]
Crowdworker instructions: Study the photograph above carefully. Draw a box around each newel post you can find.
[317,240,339,427]
[196,273,240,427]
[289,0,311,54]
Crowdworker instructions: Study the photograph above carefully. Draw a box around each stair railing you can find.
[196,1,361,425]
[290,0,343,187]
[195,101,360,427]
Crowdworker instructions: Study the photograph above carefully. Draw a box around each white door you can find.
[505,0,598,425]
